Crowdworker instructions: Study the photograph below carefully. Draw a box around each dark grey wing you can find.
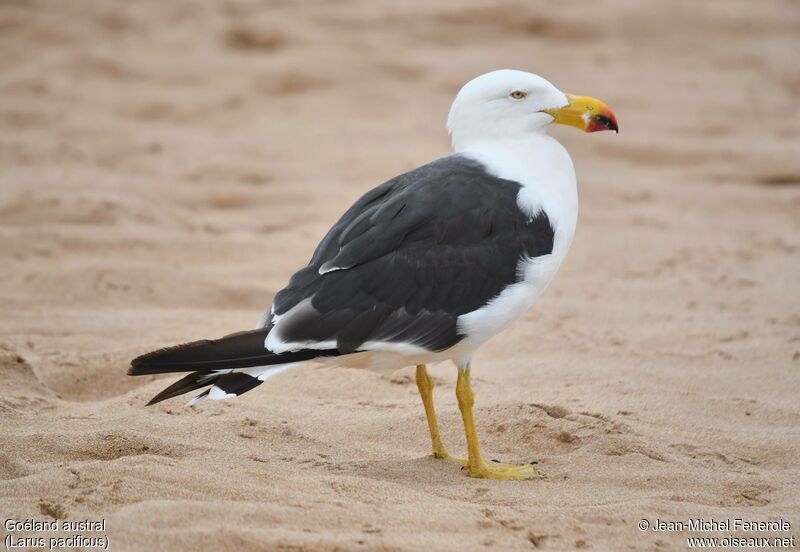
[270,155,554,354]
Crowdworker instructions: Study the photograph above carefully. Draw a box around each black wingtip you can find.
[129,329,339,378]
[128,358,146,376]
[128,339,217,376]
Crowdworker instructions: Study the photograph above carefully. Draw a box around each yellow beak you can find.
[544,94,618,133]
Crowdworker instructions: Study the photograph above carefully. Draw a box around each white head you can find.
[447,69,618,151]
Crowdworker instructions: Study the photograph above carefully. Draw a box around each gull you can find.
[130,69,618,479]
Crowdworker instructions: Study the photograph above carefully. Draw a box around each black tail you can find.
[129,328,337,375]
[129,327,339,405]
[144,371,222,405]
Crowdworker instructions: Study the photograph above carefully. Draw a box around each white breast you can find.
[450,135,578,364]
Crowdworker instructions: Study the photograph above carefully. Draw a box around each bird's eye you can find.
[509,90,527,100]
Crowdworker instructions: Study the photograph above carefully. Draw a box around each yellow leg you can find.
[456,366,541,480]
[415,364,465,465]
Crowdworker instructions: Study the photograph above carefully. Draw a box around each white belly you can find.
[333,249,565,372]
[447,136,578,366]
[454,250,563,350]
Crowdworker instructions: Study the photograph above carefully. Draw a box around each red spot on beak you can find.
[586,109,619,133]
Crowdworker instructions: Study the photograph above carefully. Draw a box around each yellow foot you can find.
[464,460,542,480]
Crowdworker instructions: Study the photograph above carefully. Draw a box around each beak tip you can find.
[587,114,618,133]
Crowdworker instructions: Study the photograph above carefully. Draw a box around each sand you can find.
[1,0,799,550]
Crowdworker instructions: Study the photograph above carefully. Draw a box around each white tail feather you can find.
[185,363,300,406]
